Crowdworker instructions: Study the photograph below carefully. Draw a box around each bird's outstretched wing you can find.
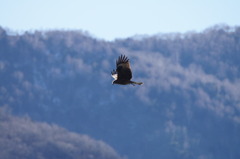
[116,55,132,80]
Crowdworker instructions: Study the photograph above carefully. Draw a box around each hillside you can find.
[0,107,123,159]
[0,25,240,159]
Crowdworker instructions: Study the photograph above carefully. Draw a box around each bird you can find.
[111,55,143,86]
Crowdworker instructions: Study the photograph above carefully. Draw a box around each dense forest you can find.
[0,107,122,159]
[0,24,240,159]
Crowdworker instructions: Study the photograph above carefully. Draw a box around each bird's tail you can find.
[131,81,143,85]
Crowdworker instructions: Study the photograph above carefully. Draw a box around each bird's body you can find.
[111,55,143,86]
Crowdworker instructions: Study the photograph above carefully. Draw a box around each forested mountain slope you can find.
[0,25,240,159]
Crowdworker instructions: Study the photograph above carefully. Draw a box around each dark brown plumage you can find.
[111,55,143,86]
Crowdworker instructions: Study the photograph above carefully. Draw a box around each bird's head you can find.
[112,80,117,85]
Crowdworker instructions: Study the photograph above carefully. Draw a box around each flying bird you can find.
[111,55,143,86]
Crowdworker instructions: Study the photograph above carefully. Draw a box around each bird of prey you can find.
[111,55,143,86]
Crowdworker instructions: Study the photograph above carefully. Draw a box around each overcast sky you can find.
[1,0,240,40]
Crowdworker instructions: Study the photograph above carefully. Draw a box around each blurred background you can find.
[1,0,240,159]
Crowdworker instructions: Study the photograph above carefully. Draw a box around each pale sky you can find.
[1,0,240,40]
